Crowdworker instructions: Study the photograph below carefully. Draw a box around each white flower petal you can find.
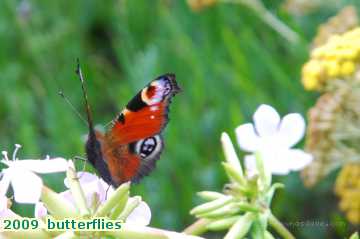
[235,124,261,152]
[126,201,151,226]
[99,179,114,196]
[96,179,114,202]
[0,160,12,168]
[63,175,114,212]
[285,149,313,171]
[244,155,257,177]
[257,149,291,175]
[63,172,113,210]
[0,209,18,218]
[266,157,291,175]
[10,168,43,203]
[95,181,107,202]
[67,178,109,208]
[82,181,103,206]
[34,202,48,218]
[253,104,280,137]
[278,113,305,148]
[64,171,98,188]
[0,195,8,212]
[7,158,68,174]
[60,190,76,205]
[0,172,11,196]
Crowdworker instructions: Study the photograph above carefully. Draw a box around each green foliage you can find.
[0,0,357,238]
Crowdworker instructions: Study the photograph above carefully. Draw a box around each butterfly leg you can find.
[105,184,112,200]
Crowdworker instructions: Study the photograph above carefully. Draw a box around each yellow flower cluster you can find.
[311,6,358,48]
[302,27,360,91]
[334,163,360,225]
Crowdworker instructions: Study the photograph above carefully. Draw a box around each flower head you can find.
[310,6,358,48]
[1,157,199,238]
[302,26,360,91]
[334,163,360,225]
[187,129,290,238]
[35,171,151,226]
[236,104,312,175]
[0,144,68,205]
[302,84,360,186]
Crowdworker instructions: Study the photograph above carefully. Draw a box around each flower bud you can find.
[197,203,239,218]
[190,196,233,215]
[95,182,130,217]
[206,216,240,231]
[224,213,254,239]
[197,191,225,201]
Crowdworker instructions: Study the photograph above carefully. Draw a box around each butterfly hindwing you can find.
[99,134,163,186]
[129,134,164,183]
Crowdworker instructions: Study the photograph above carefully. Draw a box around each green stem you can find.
[183,218,212,236]
[255,152,271,189]
[268,213,295,239]
[221,0,300,44]
[66,161,90,217]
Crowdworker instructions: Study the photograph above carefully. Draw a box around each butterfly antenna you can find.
[75,59,95,134]
[58,90,88,125]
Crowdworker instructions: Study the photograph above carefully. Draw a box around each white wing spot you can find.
[150,106,158,111]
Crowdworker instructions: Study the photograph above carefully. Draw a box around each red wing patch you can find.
[108,103,167,144]
[101,142,141,186]
[106,73,180,145]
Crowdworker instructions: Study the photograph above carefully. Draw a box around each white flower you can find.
[0,144,68,205]
[35,172,152,226]
[126,199,151,226]
[236,104,313,175]
[0,195,17,218]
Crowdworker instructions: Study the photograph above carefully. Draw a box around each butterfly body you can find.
[84,73,180,187]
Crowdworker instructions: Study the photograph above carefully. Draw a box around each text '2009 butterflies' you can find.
[76,62,180,187]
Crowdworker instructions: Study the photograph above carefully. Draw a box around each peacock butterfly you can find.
[76,61,180,187]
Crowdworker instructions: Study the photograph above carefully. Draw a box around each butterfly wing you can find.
[102,74,180,186]
[101,134,164,186]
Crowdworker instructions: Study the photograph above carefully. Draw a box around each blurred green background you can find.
[0,0,359,238]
